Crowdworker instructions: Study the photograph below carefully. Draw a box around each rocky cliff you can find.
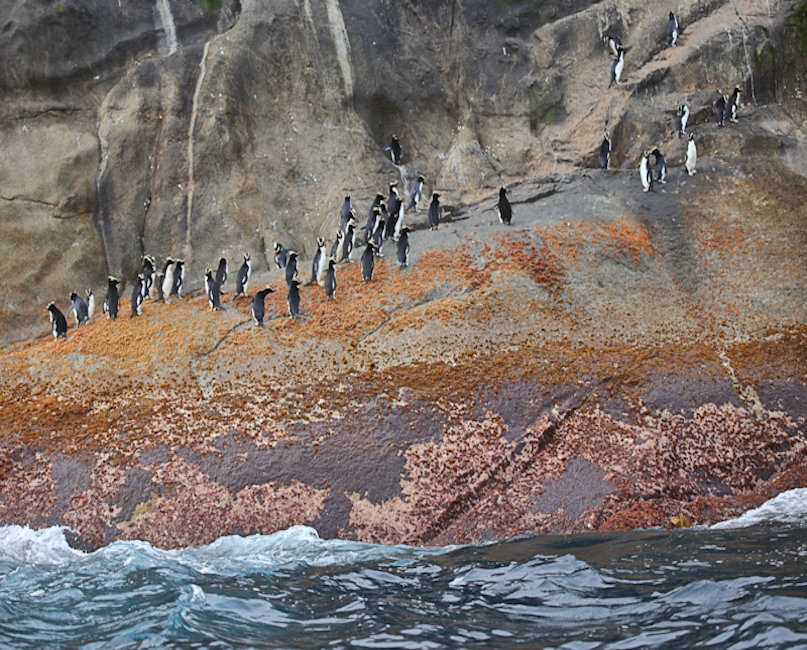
[1,0,806,549]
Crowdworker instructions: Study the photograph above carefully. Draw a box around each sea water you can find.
[1,489,806,648]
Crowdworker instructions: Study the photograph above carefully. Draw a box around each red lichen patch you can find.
[117,457,328,549]
[601,500,669,530]
[487,234,564,289]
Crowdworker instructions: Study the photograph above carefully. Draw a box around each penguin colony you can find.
[603,12,745,189]
[44,11,745,335]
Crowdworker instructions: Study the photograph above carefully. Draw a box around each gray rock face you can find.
[0,0,805,343]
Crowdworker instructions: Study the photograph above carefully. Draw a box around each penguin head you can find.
[688,133,695,142]
[328,258,336,269]
[335,230,343,240]
[432,192,440,200]
[735,87,742,94]
[108,276,119,286]
[288,251,297,260]
[47,302,57,313]
[274,242,282,254]
[86,288,93,298]
[373,205,383,215]
[265,285,275,294]
[70,292,79,302]
[417,175,425,183]
[669,11,675,19]
[375,194,384,203]
[205,268,213,278]
[499,187,507,197]
[243,253,251,262]
[317,237,325,247]
[344,195,350,202]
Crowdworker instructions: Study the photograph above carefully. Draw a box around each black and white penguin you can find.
[274,242,296,269]
[604,33,622,57]
[339,195,354,233]
[287,279,301,318]
[371,212,386,254]
[161,258,175,300]
[599,131,611,169]
[47,302,68,339]
[205,269,224,311]
[497,187,512,225]
[340,218,357,263]
[676,104,689,138]
[364,194,385,242]
[609,46,625,88]
[385,135,402,165]
[154,270,165,302]
[307,237,327,286]
[324,258,337,301]
[67,291,89,327]
[103,276,120,320]
[667,12,679,47]
[215,257,228,293]
[386,196,403,240]
[639,151,653,192]
[140,255,156,300]
[251,286,275,326]
[285,251,299,287]
[233,253,252,301]
[714,93,727,127]
[407,175,424,211]
[651,148,667,183]
[685,133,697,176]
[397,226,411,269]
[428,193,442,230]
[130,274,144,318]
[361,242,376,282]
[330,230,343,262]
[171,260,185,298]
[727,87,742,123]
[85,289,95,320]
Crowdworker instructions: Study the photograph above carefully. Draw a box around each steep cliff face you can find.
[2,0,804,343]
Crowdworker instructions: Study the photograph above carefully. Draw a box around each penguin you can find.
[324,258,337,301]
[154,270,165,302]
[714,94,727,127]
[85,289,95,320]
[47,302,68,339]
[609,46,625,88]
[103,276,120,320]
[384,135,402,165]
[66,292,89,327]
[385,196,402,240]
[397,226,411,270]
[651,148,667,183]
[407,175,424,211]
[307,237,327,286]
[130,274,144,318]
[233,253,252,301]
[392,203,405,241]
[428,193,442,230]
[685,133,697,176]
[667,12,679,47]
[205,269,224,311]
[497,187,512,225]
[161,258,175,300]
[676,104,689,138]
[330,230,344,262]
[170,260,185,298]
[287,278,301,318]
[139,255,155,300]
[639,151,653,192]
[371,212,386,254]
[364,194,384,242]
[599,131,611,169]
[604,33,622,57]
[215,257,228,293]
[285,251,299,287]
[727,87,742,123]
[274,242,296,269]
[361,242,376,282]
[386,182,400,211]
[339,196,354,233]
[250,286,275,326]
[340,218,357,262]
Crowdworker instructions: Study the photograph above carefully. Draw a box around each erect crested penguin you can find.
[599,131,611,169]
[307,237,327,286]
[397,226,411,269]
[371,210,386,255]
[339,195,353,233]
[639,151,653,192]
[385,135,402,165]
[205,269,224,311]
[66,291,89,327]
[233,253,252,301]
[609,46,625,88]
[340,218,357,263]
[604,33,622,57]
[161,258,175,299]
[361,241,377,282]
[651,148,667,183]
[287,278,301,318]
[685,133,697,176]
[727,87,742,123]
[85,289,95,320]
[676,104,689,138]
[285,251,299,287]
[386,196,403,240]
[215,257,228,293]
[330,230,343,261]
[47,302,68,339]
[274,242,296,269]
[407,175,424,211]
[140,255,156,300]
[364,194,384,241]
[170,259,185,298]
[667,12,679,47]
[497,187,513,225]
[131,274,144,317]
[428,193,442,230]
[324,258,337,301]
[251,286,275,326]
[154,270,164,302]
[714,93,727,127]
[103,276,120,320]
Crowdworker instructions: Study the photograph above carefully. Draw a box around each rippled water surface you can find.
[2,489,807,648]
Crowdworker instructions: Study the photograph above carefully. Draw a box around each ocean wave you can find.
[712,488,807,530]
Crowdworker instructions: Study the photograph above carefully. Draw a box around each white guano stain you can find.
[324,0,353,99]
[155,0,179,54]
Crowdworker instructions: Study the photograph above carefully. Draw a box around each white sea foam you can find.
[712,488,807,530]
[0,525,85,565]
